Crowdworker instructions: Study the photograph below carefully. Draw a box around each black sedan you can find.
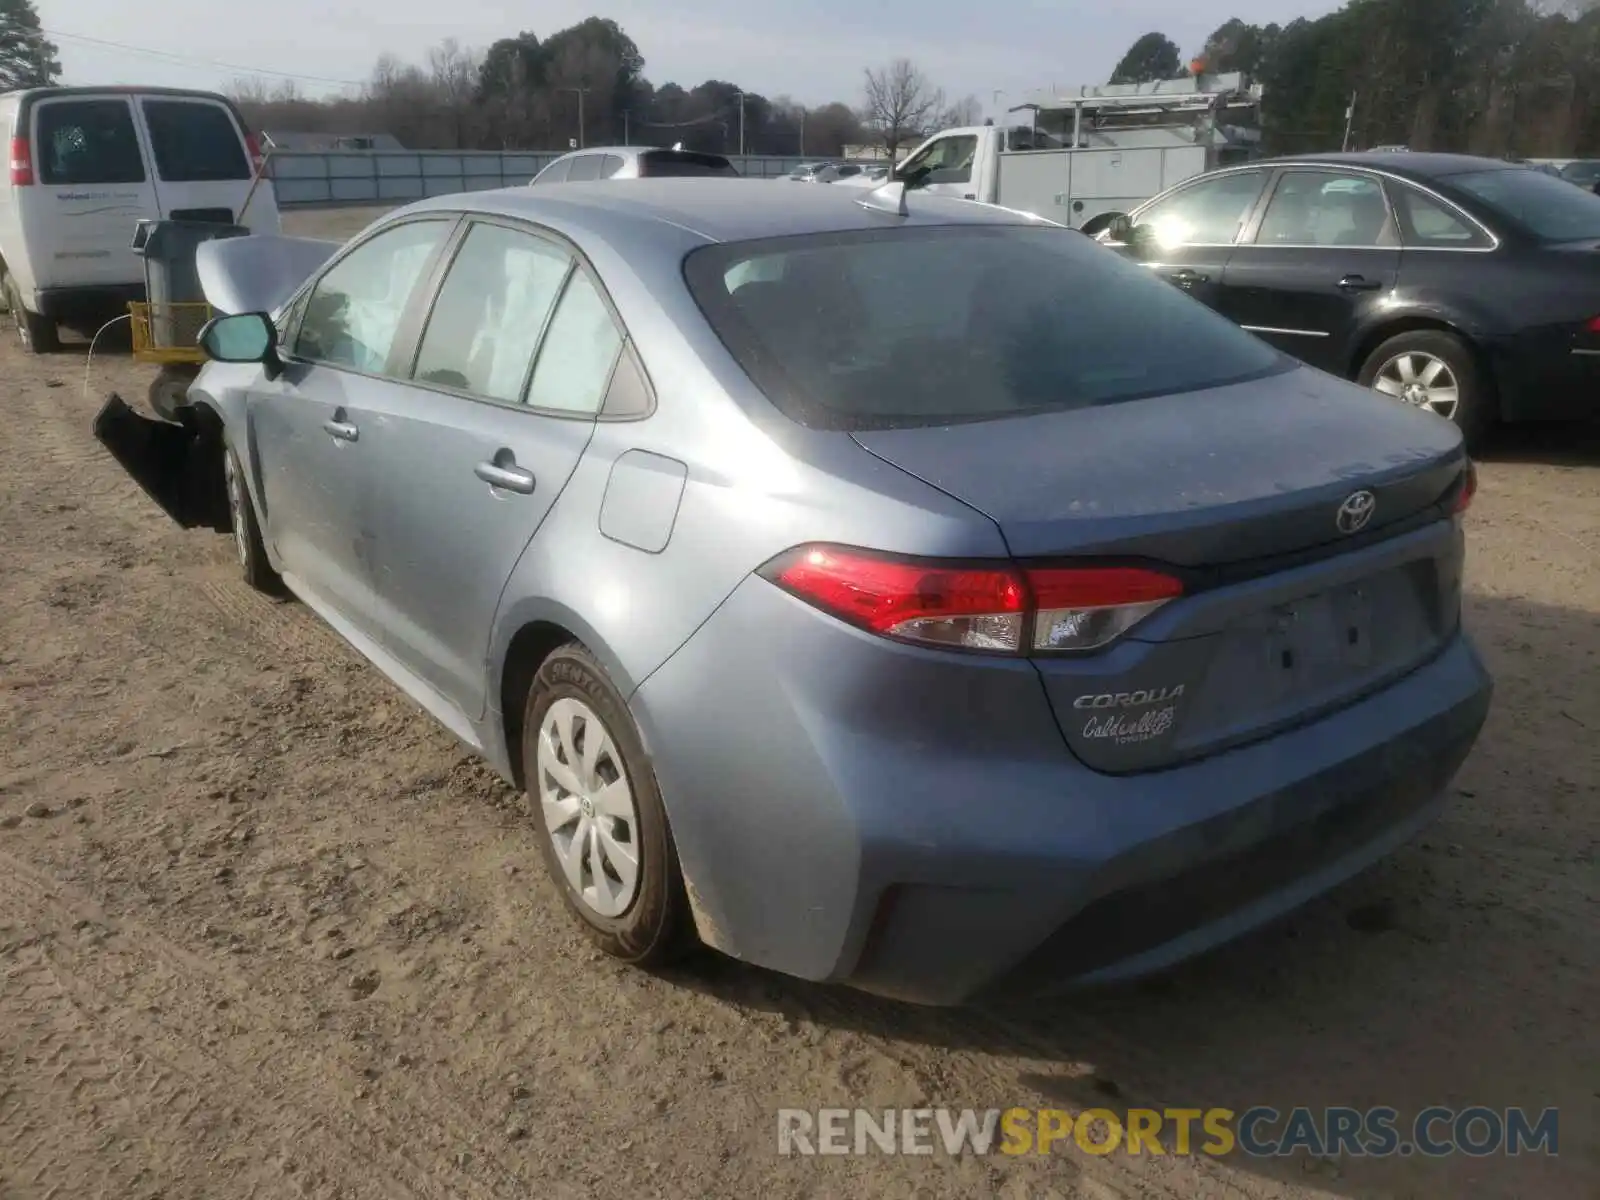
[1094,152,1600,446]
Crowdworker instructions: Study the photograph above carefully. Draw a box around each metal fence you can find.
[265,149,854,207]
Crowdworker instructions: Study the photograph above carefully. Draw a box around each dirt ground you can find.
[1,205,1596,1200]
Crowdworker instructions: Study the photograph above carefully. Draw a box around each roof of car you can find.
[1264,151,1522,180]
[400,178,1041,244]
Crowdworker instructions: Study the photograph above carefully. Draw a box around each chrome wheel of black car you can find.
[1372,351,1460,421]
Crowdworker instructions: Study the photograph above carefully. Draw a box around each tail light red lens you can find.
[244,132,264,176]
[9,136,33,186]
[761,544,1183,654]
[1451,459,1477,515]
[1586,315,1600,334]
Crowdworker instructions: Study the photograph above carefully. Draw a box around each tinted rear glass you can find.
[36,99,145,185]
[1446,167,1600,241]
[685,225,1289,430]
[641,150,739,178]
[141,100,250,182]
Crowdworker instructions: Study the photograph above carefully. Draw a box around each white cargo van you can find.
[0,86,281,354]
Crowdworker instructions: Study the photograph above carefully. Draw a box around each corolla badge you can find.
[1336,490,1377,535]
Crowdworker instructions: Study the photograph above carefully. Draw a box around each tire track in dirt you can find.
[1,854,547,1200]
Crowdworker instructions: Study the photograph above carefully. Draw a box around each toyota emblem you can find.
[1336,490,1377,535]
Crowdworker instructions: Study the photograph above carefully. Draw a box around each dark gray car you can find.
[188,180,1492,1005]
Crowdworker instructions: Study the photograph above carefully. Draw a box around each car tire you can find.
[521,644,692,966]
[1358,329,1493,450]
[3,273,61,354]
[148,366,195,424]
[222,441,279,592]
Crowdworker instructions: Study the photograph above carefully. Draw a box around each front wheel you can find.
[1358,329,1493,449]
[223,442,280,593]
[522,644,692,966]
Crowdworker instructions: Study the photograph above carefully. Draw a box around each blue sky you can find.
[42,0,1337,115]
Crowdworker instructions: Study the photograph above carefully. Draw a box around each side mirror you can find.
[199,311,282,381]
[200,311,277,364]
[1079,211,1133,242]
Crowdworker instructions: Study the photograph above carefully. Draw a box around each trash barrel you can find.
[132,219,250,350]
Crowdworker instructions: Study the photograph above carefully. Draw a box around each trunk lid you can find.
[853,367,1470,773]
[850,366,1465,564]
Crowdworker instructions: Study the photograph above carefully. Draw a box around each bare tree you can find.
[427,39,482,148]
[861,58,945,155]
[940,93,984,127]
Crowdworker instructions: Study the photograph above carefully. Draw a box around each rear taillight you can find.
[245,132,264,176]
[1451,460,1477,515]
[1586,315,1600,334]
[9,136,33,186]
[760,544,1183,654]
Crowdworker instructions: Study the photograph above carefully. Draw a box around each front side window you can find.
[1135,170,1267,247]
[140,100,250,182]
[1253,171,1396,247]
[413,223,573,402]
[293,220,449,373]
[525,271,623,414]
[36,99,145,185]
[901,135,978,185]
[1445,167,1600,242]
[685,225,1289,431]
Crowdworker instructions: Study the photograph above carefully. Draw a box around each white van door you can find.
[134,96,280,232]
[21,94,160,292]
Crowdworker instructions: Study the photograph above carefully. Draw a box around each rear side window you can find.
[684,225,1289,431]
[413,222,573,402]
[140,100,250,182]
[566,154,602,182]
[35,99,145,185]
[1393,186,1490,249]
[526,271,623,414]
[599,154,625,178]
[1446,167,1600,242]
[639,150,738,178]
[534,158,571,184]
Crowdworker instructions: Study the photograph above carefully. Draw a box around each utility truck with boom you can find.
[884,71,1263,228]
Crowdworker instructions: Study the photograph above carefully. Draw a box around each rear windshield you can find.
[641,150,739,178]
[1445,167,1600,242]
[36,99,145,185]
[141,100,250,182]
[684,225,1289,430]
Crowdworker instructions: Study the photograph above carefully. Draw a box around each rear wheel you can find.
[1358,329,1492,449]
[3,272,61,354]
[521,644,692,966]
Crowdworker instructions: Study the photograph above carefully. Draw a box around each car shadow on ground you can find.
[649,586,1596,1197]
[1477,419,1600,466]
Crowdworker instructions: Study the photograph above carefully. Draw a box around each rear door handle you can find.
[322,418,358,442]
[1168,268,1209,287]
[1337,274,1383,291]
[475,459,536,494]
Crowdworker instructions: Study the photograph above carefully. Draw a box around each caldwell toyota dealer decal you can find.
[1074,686,1183,744]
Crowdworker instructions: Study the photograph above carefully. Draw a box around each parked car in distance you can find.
[786,162,831,180]
[530,146,739,184]
[831,164,893,188]
[185,179,1490,1007]
[0,85,278,354]
[1557,158,1600,190]
[1091,151,1600,445]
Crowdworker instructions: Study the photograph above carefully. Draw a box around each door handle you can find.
[963,192,975,200]
[474,459,536,494]
[322,418,358,442]
[1168,268,1209,287]
[1337,274,1383,292]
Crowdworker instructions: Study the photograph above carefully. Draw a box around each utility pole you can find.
[734,90,746,156]
[623,109,630,144]
[1341,90,1357,153]
[562,87,591,148]
[798,107,805,156]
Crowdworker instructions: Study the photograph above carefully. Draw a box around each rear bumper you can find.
[633,575,1493,1007]
[35,284,144,321]
[1489,331,1600,422]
